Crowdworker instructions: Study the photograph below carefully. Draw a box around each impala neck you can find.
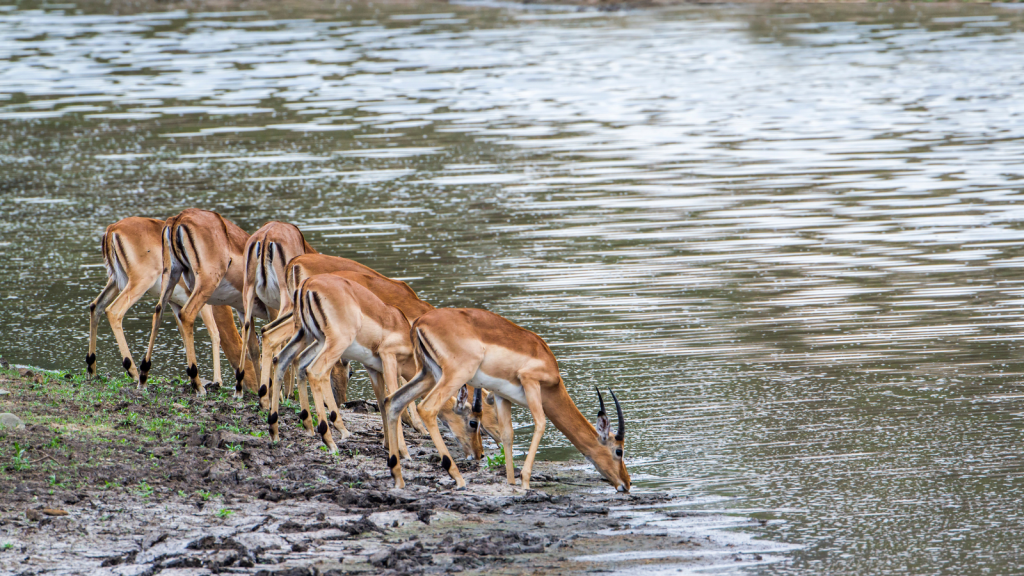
[543,383,605,460]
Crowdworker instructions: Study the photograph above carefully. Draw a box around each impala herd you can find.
[87,208,631,493]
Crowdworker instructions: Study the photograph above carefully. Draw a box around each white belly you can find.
[468,370,527,406]
[143,277,190,307]
[342,339,382,373]
[206,277,243,307]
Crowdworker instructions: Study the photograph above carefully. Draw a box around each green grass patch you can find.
[486,447,506,470]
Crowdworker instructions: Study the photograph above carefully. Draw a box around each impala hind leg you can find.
[258,314,293,410]
[383,366,436,488]
[414,368,477,490]
[172,280,218,396]
[493,394,517,486]
[316,362,346,436]
[104,278,156,384]
[268,327,306,442]
[87,279,118,379]
[400,379,429,435]
[299,340,348,452]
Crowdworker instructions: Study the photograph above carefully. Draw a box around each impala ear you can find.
[595,387,611,443]
[455,385,469,412]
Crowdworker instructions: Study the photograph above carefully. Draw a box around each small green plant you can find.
[46,436,63,449]
[196,490,220,501]
[486,448,506,469]
[2,543,13,551]
[102,480,119,490]
[8,443,31,471]
[248,430,265,438]
[347,448,360,457]
[135,482,154,497]
[216,508,233,519]
[145,418,173,433]
[47,474,61,487]
[177,490,188,498]
[226,443,242,452]
[345,481,363,489]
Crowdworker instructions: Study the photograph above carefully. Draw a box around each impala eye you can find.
[615,448,623,458]
[469,420,478,431]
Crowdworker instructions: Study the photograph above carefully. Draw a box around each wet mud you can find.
[0,365,781,575]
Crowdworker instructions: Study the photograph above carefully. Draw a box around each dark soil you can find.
[0,364,733,576]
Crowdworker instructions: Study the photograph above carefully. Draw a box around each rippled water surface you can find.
[4,0,1024,572]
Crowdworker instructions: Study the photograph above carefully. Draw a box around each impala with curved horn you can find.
[383,308,630,492]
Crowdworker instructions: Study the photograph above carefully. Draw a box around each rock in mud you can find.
[0,412,25,429]
[0,389,9,396]
[94,564,155,576]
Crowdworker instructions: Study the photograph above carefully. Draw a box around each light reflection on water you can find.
[3,1,1024,573]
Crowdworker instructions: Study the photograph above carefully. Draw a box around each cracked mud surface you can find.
[0,366,781,575]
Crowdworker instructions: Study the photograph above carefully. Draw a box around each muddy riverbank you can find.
[0,364,782,575]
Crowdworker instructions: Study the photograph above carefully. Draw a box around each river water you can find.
[3,0,1024,573]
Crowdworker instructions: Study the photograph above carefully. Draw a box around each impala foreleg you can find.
[330,360,350,406]
[367,368,408,459]
[296,368,315,436]
[235,241,261,396]
[199,305,222,387]
[493,393,516,485]
[141,229,182,386]
[210,305,255,394]
[517,376,547,491]
[87,279,118,379]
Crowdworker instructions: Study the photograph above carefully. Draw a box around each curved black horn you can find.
[595,386,606,418]
[472,387,483,414]
[610,389,624,441]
